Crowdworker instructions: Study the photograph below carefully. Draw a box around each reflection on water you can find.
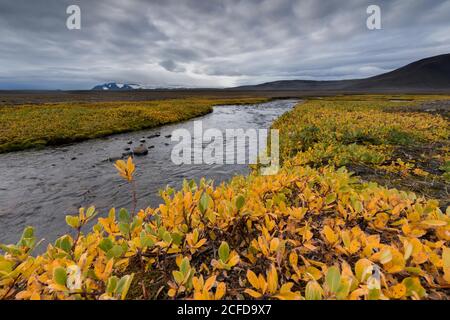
[0,100,297,245]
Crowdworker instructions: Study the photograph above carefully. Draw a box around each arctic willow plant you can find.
[0,156,448,300]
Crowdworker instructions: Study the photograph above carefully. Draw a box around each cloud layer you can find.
[0,0,449,89]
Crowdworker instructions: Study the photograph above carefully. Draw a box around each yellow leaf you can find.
[244,288,263,298]
[204,276,216,292]
[421,220,447,227]
[30,292,41,300]
[258,274,267,294]
[289,251,298,268]
[349,288,366,300]
[305,266,322,281]
[246,270,259,289]
[227,253,240,267]
[388,283,406,299]
[349,240,361,254]
[322,225,338,244]
[168,288,176,297]
[270,238,280,252]
[403,240,413,260]
[215,282,226,300]
[196,238,207,248]
[443,247,450,283]
[355,259,373,282]
[267,265,278,294]
[258,236,269,256]
[378,248,393,264]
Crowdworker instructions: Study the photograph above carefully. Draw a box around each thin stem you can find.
[131,180,137,216]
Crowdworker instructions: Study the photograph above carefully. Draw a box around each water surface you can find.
[0,100,297,245]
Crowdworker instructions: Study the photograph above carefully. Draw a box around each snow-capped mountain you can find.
[91,82,208,90]
[91,82,144,90]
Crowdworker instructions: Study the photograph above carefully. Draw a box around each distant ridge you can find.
[231,54,450,91]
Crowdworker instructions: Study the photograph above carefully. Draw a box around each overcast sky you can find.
[0,0,449,89]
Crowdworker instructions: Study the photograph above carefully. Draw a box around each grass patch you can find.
[0,97,269,153]
[273,95,449,202]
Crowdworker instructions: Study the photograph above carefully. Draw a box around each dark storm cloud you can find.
[0,0,449,89]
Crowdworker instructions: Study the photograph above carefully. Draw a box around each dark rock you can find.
[124,147,131,151]
[164,143,170,146]
[71,157,77,160]
[140,138,146,143]
[147,133,160,139]
[127,141,133,145]
[109,156,123,162]
[148,145,155,149]
[165,134,172,138]
[132,145,148,156]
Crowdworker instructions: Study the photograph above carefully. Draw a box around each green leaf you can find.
[20,226,34,240]
[0,260,13,273]
[118,208,131,224]
[218,241,230,262]
[99,238,114,253]
[236,195,245,211]
[106,276,118,294]
[139,231,154,248]
[325,266,341,294]
[65,215,80,229]
[180,257,190,275]
[130,217,140,232]
[17,226,36,248]
[199,192,211,214]
[0,244,21,255]
[116,274,134,300]
[335,279,351,300]
[305,281,323,300]
[53,267,67,286]
[86,206,96,218]
[325,193,337,205]
[402,277,426,298]
[108,245,124,258]
[93,223,102,233]
[171,232,183,246]
[118,222,130,236]
[57,235,73,253]
[162,231,172,243]
[172,271,184,284]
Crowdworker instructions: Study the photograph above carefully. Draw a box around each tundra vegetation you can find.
[0,95,449,300]
[0,97,268,153]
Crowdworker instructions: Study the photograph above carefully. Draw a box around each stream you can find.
[0,99,297,245]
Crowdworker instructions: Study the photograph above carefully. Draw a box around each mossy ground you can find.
[0,97,269,153]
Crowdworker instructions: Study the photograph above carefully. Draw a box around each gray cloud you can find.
[159,59,186,72]
[0,0,449,89]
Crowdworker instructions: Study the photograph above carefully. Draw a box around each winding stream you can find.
[0,99,297,245]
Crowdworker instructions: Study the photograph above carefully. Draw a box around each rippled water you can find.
[0,100,297,245]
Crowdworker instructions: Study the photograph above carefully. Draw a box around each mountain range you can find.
[231,54,450,91]
[92,83,144,90]
[91,83,193,91]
